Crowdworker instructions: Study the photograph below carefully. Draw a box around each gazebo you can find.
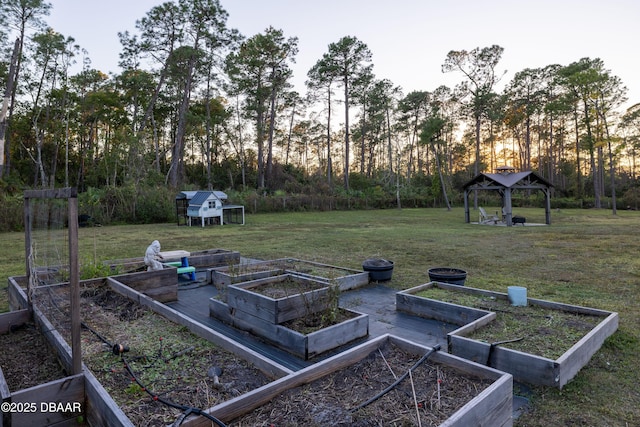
[463,167,553,226]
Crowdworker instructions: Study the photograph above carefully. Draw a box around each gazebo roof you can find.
[463,171,553,191]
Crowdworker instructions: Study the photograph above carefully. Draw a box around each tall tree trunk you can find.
[285,100,296,165]
[573,109,582,198]
[137,61,171,135]
[326,90,332,186]
[359,110,366,174]
[169,48,197,188]
[256,86,265,189]
[433,143,451,210]
[265,84,278,190]
[386,106,393,175]
[343,76,350,191]
[0,39,20,177]
[205,79,213,191]
[473,113,481,209]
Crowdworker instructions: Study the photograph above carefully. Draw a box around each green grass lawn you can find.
[1,207,639,426]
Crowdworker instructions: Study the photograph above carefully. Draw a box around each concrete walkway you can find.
[167,277,456,371]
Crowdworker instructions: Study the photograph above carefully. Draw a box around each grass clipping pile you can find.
[231,341,493,426]
[32,283,271,426]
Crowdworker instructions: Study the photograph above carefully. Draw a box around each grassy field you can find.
[1,207,638,426]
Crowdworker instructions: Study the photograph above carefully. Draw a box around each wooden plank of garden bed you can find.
[210,268,282,287]
[222,302,308,359]
[227,275,331,324]
[11,374,84,426]
[7,277,28,311]
[187,249,240,268]
[397,291,494,326]
[449,330,560,387]
[84,369,134,427]
[306,311,369,358]
[0,309,30,334]
[527,297,616,316]
[113,268,178,300]
[32,304,74,373]
[491,344,559,387]
[441,374,513,427]
[0,366,10,427]
[555,311,619,388]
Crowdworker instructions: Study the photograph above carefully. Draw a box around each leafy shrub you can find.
[0,192,24,232]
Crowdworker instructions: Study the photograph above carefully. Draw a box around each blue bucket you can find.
[508,286,527,306]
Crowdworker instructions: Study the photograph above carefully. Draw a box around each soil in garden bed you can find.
[417,287,602,359]
[281,307,359,334]
[232,259,354,280]
[229,341,493,426]
[248,276,326,299]
[31,283,272,427]
[0,321,68,391]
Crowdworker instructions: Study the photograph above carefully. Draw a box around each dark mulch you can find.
[0,321,68,391]
[249,276,326,299]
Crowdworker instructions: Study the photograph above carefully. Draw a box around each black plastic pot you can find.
[428,267,467,286]
[362,258,394,282]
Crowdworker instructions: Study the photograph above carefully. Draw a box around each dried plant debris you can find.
[0,321,68,391]
[231,342,492,426]
[32,283,271,426]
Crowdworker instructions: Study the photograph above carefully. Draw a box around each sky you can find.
[46,0,640,110]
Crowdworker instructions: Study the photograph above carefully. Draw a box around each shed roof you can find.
[187,191,226,207]
[176,190,227,202]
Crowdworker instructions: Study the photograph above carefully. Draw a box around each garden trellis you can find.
[23,187,81,375]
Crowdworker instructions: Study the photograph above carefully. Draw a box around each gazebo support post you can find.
[504,189,513,226]
[464,190,470,223]
[545,189,552,225]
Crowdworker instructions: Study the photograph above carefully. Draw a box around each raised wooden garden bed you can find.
[186,248,240,269]
[226,273,333,323]
[0,309,86,427]
[209,257,369,291]
[397,282,619,388]
[7,274,292,426]
[211,295,368,360]
[112,267,178,303]
[210,266,282,288]
[104,248,240,274]
[181,334,513,427]
[4,283,132,426]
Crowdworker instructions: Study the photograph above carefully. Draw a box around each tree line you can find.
[1,0,639,217]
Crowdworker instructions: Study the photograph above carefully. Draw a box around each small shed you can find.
[176,190,245,227]
[463,168,553,226]
[176,190,227,226]
[187,191,225,226]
